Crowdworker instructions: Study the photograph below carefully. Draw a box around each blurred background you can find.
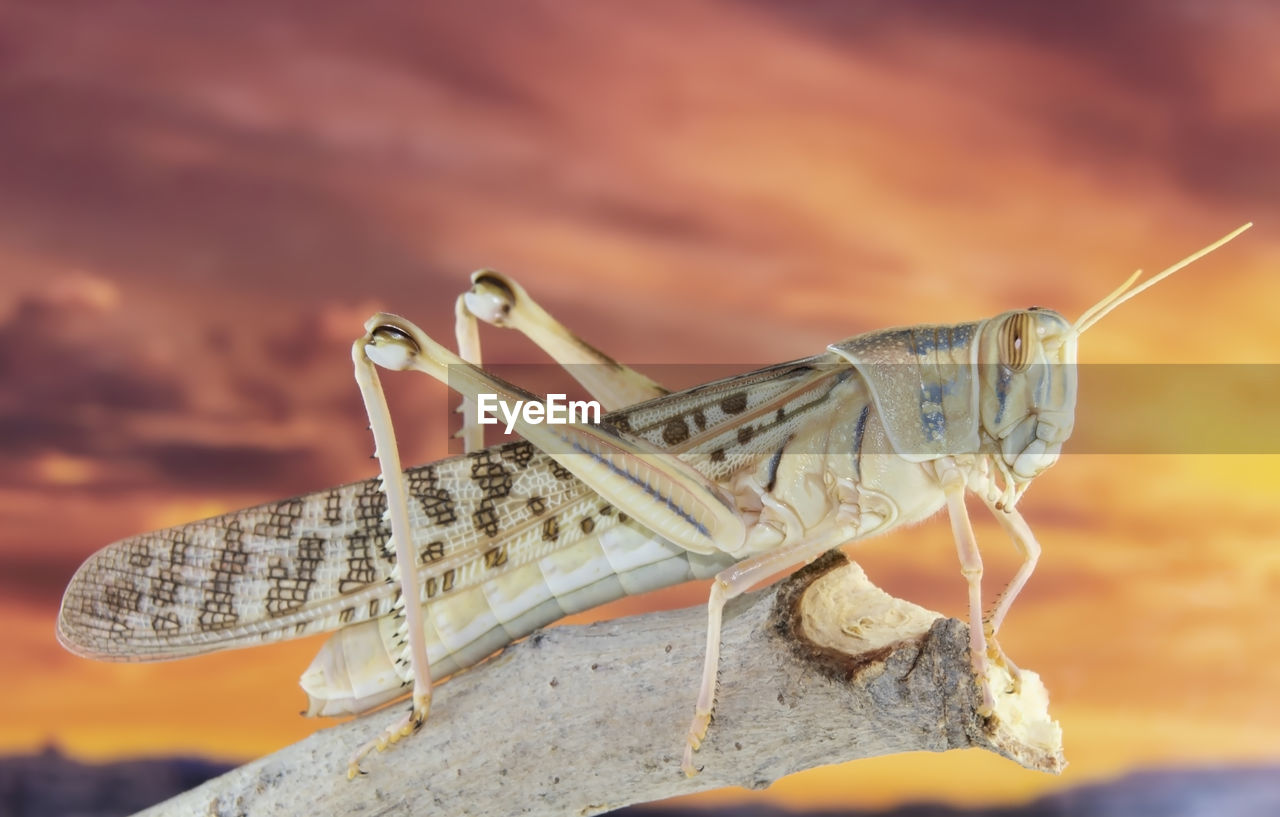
[1,1,1277,815]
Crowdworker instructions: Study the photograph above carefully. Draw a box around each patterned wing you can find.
[57,440,594,661]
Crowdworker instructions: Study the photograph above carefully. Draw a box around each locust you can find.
[57,225,1250,778]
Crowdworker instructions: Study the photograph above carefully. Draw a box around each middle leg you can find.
[682,524,857,776]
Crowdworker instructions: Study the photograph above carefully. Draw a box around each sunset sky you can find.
[2,1,1278,812]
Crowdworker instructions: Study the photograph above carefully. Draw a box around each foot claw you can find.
[681,709,712,775]
[977,687,996,718]
[985,637,1023,694]
[345,698,431,779]
[681,742,705,777]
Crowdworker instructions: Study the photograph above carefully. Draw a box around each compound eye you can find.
[1000,312,1033,372]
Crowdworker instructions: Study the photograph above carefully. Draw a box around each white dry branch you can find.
[135,551,1065,817]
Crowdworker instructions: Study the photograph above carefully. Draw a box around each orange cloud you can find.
[1,1,1277,812]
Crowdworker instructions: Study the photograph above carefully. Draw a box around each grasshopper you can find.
[57,225,1250,778]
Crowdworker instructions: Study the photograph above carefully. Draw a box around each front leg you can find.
[982,502,1042,637]
[936,457,995,716]
[978,500,1043,692]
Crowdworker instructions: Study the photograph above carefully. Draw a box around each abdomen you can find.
[300,523,735,716]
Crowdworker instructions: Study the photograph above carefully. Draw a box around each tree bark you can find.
[136,551,1064,817]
